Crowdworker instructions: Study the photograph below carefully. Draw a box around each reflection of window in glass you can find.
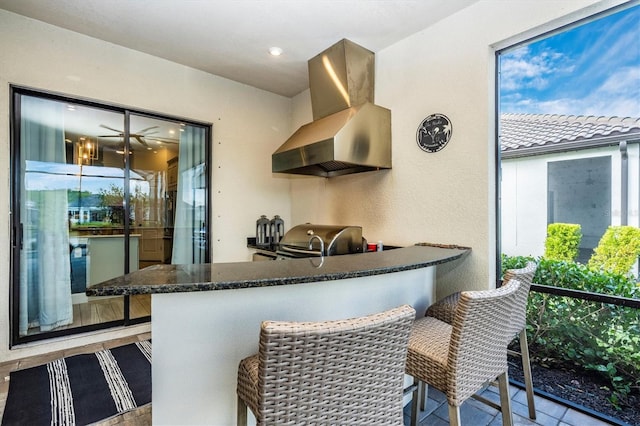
[19,96,75,336]
[129,115,184,267]
[172,125,207,264]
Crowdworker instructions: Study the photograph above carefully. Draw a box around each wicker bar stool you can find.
[405,279,521,426]
[425,261,538,419]
[236,304,416,426]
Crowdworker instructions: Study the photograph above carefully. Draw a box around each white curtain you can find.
[172,125,206,264]
[19,96,73,335]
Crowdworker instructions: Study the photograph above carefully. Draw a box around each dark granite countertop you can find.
[86,244,470,296]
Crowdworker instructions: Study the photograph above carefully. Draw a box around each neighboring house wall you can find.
[501,142,640,258]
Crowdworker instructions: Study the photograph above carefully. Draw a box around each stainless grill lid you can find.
[278,224,363,257]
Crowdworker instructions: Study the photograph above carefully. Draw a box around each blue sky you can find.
[500,5,640,117]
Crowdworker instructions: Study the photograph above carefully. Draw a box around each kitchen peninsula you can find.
[87,244,469,425]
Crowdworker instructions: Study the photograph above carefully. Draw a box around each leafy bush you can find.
[544,223,582,262]
[588,226,640,277]
[72,221,115,228]
[502,254,640,408]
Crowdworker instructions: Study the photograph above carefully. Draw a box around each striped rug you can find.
[2,340,151,426]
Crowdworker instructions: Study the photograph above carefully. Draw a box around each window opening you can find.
[496,4,640,424]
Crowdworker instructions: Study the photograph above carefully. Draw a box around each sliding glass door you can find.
[11,87,210,344]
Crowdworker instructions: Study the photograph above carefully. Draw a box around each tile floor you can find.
[0,335,616,426]
[403,384,616,426]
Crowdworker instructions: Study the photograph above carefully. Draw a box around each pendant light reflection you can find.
[75,137,98,165]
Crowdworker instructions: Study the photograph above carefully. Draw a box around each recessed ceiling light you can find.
[269,47,283,57]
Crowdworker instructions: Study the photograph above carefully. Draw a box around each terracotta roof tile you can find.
[500,113,640,153]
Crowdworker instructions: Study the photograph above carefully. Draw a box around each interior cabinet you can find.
[139,227,173,265]
[86,234,139,286]
[137,158,178,266]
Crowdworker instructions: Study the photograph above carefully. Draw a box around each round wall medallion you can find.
[416,113,452,153]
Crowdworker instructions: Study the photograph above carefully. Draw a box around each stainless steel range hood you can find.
[272,39,391,177]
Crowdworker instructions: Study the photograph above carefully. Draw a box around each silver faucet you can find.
[308,235,325,256]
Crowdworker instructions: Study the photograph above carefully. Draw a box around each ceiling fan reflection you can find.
[98,124,179,149]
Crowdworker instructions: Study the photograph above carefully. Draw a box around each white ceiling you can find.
[0,0,478,97]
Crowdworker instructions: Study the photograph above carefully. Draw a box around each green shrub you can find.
[502,254,640,408]
[544,223,582,262]
[588,226,640,276]
[72,221,114,228]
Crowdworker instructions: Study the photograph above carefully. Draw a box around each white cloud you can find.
[502,61,640,117]
[579,17,639,79]
[500,7,640,118]
[500,46,572,92]
[503,90,640,117]
[555,66,639,116]
[598,66,640,96]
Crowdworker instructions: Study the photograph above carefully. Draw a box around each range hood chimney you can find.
[272,39,391,177]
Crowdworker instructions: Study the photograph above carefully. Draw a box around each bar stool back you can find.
[236,304,416,426]
[425,261,538,419]
[406,279,521,426]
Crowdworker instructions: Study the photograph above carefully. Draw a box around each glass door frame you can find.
[9,85,212,346]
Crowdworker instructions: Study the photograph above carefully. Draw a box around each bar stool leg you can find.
[237,396,247,426]
[419,381,428,410]
[520,330,536,419]
[498,371,514,426]
[447,404,462,426]
[410,377,420,426]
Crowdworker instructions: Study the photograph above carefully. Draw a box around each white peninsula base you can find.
[151,266,435,425]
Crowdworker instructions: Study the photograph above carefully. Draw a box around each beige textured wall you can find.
[0,10,291,360]
[0,0,623,359]
[289,0,619,299]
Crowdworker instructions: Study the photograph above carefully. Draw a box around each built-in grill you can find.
[276,224,365,259]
